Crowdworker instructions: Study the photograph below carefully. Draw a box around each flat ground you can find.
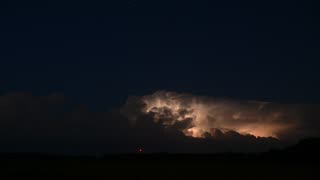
[0,155,318,179]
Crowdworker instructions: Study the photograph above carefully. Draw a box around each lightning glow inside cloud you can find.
[126,91,302,139]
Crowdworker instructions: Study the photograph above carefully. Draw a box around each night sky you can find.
[0,0,320,154]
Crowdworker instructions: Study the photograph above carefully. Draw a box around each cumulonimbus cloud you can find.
[123,91,320,141]
[0,91,319,154]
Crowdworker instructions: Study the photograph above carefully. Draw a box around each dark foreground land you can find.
[1,139,320,179]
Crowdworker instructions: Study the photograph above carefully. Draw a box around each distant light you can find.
[138,148,144,153]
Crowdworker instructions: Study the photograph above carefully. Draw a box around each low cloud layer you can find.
[0,91,319,154]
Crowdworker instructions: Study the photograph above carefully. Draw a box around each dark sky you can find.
[0,0,320,154]
[1,0,320,108]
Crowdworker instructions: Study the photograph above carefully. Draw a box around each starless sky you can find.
[1,0,320,108]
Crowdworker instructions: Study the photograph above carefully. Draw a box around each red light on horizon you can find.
[137,148,144,153]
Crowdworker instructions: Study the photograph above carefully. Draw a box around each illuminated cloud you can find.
[0,91,318,154]
[124,91,317,141]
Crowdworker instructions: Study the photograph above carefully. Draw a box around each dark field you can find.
[0,154,318,179]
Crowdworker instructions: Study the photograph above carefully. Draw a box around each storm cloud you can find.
[0,91,319,154]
